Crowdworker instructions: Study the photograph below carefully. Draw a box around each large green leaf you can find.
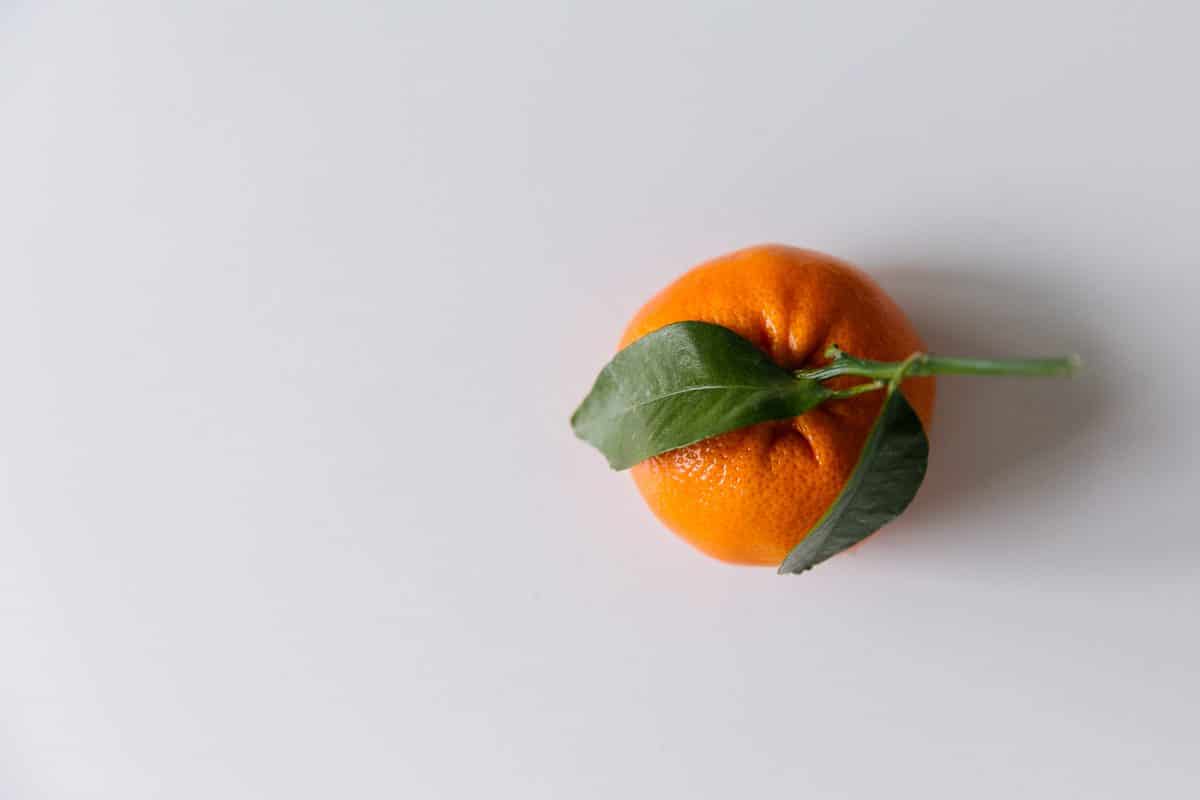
[571,321,831,470]
[778,386,929,575]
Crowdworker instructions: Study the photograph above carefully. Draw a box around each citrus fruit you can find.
[619,244,936,565]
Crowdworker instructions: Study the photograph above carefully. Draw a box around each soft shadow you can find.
[860,256,1131,561]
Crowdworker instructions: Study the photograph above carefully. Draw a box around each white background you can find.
[2,2,1197,797]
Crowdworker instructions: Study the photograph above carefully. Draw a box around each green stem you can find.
[828,380,886,400]
[797,346,1081,384]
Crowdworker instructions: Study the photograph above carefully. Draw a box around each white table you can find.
[2,2,1196,797]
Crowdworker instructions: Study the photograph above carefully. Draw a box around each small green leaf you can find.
[778,385,929,575]
[571,321,831,470]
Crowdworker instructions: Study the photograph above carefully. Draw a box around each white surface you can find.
[2,2,1198,797]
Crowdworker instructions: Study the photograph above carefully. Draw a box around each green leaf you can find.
[777,385,929,575]
[570,321,831,470]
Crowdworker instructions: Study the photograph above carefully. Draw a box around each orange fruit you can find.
[619,244,936,566]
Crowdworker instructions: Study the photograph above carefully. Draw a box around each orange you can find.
[619,244,935,566]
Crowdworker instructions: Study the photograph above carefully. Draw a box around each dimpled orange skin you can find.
[619,245,936,566]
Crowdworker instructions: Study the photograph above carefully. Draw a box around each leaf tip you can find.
[776,555,811,576]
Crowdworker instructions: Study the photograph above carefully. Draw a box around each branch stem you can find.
[828,380,886,400]
[797,348,1081,384]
